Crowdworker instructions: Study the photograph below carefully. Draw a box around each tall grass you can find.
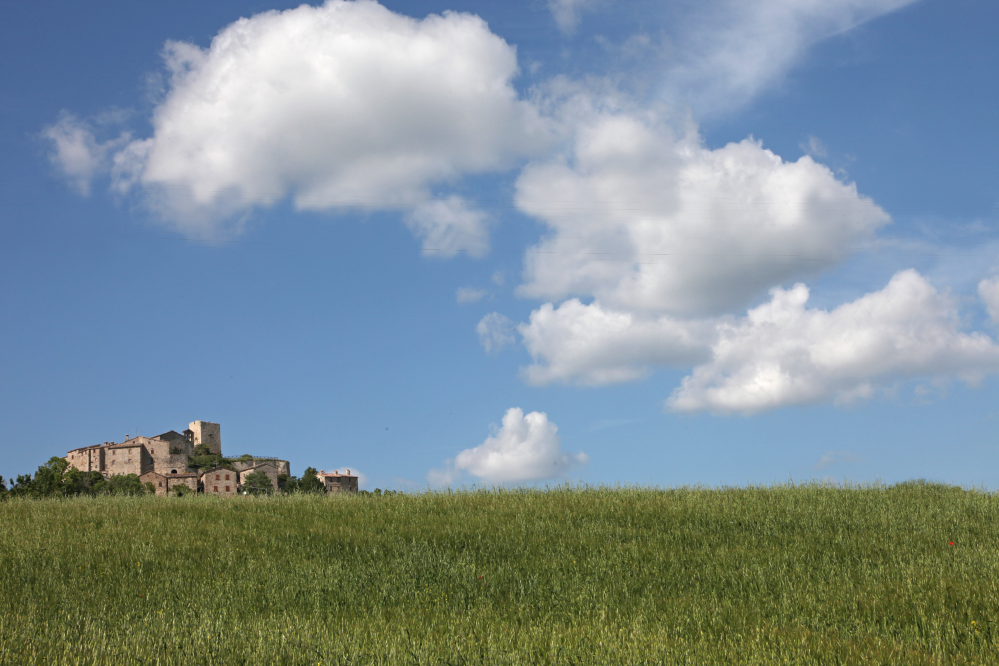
[0,483,997,664]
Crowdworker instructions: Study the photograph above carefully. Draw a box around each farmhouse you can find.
[63,420,335,495]
[319,469,359,494]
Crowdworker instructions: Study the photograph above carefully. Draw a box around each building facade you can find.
[318,470,359,494]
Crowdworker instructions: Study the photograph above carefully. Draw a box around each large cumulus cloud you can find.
[515,96,889,317]
[49,0,548,242]
[669,270,999,413]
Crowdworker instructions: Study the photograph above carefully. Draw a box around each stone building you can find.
[318,470,359,494]
[139,471,168,496]
[67,445,105,474]
[203,466,238,496]
[240,462,281,493]
[168,473,199,494]
[106,441,151,477]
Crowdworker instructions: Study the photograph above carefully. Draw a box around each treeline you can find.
[0,457,151,499]
[0,459,397,500]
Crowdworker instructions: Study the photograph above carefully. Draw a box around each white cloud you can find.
[491,270,505,286]
[663,0,919,115]
[518,299,712,385]
[456,287,487,304]
[548,0,601,34]
[668,270,999,414]
[407,197,491,258]
[979,276,999,324]
[516,97,889,316]
[80,0,547,238]
[430,408,588,484]
[42,113,120,196]
[477,312,516,353]
[800,135,828,158]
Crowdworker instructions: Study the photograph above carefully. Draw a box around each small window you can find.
[158,482,163,487]
[225,474,230,480]
[151,450,155,455]
[225,486,230,492]
[214,486,218,491]
[216,474,220,480]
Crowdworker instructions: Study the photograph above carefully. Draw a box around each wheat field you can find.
[0,483,997,665]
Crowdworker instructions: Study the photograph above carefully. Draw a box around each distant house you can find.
[202,466,238,496]
[167,473,199,495]
[240,462,281,493]
[317,469,358,494]
[140,471,168,496]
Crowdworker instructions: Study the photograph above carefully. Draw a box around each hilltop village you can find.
[65,420,358,496]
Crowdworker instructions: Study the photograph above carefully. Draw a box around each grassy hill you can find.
[0,483,997,665]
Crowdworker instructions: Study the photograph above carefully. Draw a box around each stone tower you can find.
[189,420,222,456]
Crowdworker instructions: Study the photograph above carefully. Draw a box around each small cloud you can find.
[41,112,125,196]
[979,276,999,324]
[477,312,516,353]
[456,287,487,304]
[407,197,491,258]
[491,270,505,286]
[429,407,588,485]
[548,0,602,35]
[815,451,859,470]
[800,135,828,158]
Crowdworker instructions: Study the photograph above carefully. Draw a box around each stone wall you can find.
[240,463,280,492]
[189,421,222,456]
[202,468,238,496]
[67,446,104,473]
[319,472,358,494]
[167,474,199,494]
[107,443,150,477]
[140,471,168,496]
[232,458,290,477]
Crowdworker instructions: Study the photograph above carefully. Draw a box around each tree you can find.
[106,474,146,496]
[193,444,212,456]
[172,483,193,497]
[297,467,325,494]
[242,471,273,496]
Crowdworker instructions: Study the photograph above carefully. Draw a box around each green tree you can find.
[106,474,146,496]
[172,484,193,497]
[297,467,325,494]
[242,471,273,496]
[193,444,212,456]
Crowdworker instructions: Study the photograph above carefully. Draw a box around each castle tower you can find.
[189,420,222,456]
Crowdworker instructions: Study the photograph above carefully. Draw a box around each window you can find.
[151,450,154,455]
[214,486,218,492]
[216,474,220,480]
[158,482,163,487]
[225,486,230,492]
[225,474,230,480]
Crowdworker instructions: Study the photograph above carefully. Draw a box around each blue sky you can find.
[2,0,997,490]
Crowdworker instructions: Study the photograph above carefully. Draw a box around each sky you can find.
[1,0,997,490]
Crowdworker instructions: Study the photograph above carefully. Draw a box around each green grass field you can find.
[1,483,997,665]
